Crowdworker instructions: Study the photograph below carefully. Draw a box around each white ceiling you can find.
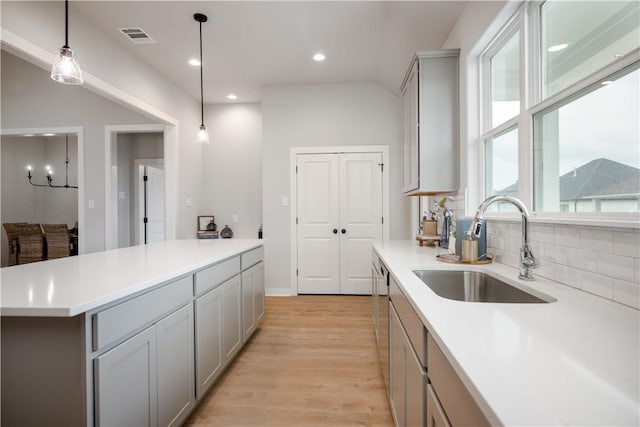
[72,1,468,104]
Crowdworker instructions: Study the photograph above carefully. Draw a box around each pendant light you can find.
[51,0,83,85]
[194,13,210,144]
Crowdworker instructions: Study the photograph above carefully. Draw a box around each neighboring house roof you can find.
[496,158,640,200]
[559,158,640,201]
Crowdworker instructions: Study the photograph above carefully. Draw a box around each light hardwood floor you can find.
[184,296,393,427]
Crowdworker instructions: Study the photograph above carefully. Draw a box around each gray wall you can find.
[1,1,204,245]
[261,82,411,294]
[201,104,262,239]
[1,51,157,254]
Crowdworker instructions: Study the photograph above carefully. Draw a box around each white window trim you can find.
[477,2,640,228]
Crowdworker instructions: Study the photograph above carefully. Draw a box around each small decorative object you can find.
[197,215,218,239]
[258,224,263,239]
[221,225,233,239]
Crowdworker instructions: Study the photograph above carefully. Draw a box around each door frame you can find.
[0,126,86,255]
[289,145,390,296]
[105,124,176,249]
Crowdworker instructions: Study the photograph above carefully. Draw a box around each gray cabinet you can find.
[427,334,489,427]
[242,261,265,342]
[195,279,224,399]
[222,275,243,363]
[371,252,389,391]
[157,304,195,427]
[389,276,427,427]
[94,303,195,427]
[94,324,157,427]
[195,273,243,399]
[401,50,459,195]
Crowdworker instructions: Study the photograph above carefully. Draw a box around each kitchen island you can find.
[1,239,264,427]
[374,240,639,426]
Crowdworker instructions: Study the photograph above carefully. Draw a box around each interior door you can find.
[339,152,383,294]
[296,154,340,294]
[296,151,383,295]
[145,165,165,244]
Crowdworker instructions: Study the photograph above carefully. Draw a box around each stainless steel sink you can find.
[413,270,552,303]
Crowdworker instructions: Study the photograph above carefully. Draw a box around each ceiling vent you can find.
[118,27,156,44]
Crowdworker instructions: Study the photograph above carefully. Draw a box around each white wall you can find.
[1,1,204,245]
[202,104,262,239]
[261,82,410,294]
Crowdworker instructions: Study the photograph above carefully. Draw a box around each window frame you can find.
[478,1,640,225]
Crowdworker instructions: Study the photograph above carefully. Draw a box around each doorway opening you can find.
[105,125,173,249]
[0,126,84,267]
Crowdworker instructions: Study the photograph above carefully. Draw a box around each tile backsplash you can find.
[485,220,640,310]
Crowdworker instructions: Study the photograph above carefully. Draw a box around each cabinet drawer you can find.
[389,275,426,366]
[195,256,240,295]
[93,276,193,352]
[427,334,489,426]
[241,246,263,270]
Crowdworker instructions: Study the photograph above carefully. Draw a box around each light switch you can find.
[119,192,126,200]
[281,196,289,207]
[88,199,95,209]
[185,197,192,207]
[232,214,239,223]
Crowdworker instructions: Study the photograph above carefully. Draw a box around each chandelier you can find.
[26,135,78,189]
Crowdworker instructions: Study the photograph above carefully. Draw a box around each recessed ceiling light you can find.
[189,59,201,66]
[313,53,326,62]
[601,80,614,86]
[42,133,56,136]
[547,43,568,53]
[226,94,238,100]
[23,134,35,137]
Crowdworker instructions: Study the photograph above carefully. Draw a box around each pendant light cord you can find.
[199,20,204,127]
[64,0,69,48]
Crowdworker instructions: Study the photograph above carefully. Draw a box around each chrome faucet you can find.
[468,195,539,280]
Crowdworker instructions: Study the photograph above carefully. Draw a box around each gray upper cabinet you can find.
[401,50,460,195]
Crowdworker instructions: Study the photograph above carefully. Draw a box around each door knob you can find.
[333,229,338,234]
[341,229,346,234]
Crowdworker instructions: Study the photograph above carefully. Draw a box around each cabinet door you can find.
[157,304,195,427]
[195,285,223,399]
[401,60,419,193]
[222,275,242,363]
[389,303,405,427]
[95,326,157,427]
[406,335,426,427]
[243,262,265,342]
[426,384,451,427]
[253,262,265,325]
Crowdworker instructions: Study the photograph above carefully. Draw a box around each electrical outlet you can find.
[185,198,192,207]
[232,214,239,223]
[88,199,95,209]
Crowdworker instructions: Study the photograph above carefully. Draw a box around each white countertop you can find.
[374,240,639,426]
[1,239,263,317]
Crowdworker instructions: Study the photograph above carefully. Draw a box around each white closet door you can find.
[146,165,165,243]
[296,154,340,294]
[339,152,383,294]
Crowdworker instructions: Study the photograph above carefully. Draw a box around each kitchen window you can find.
[480,0,640,219]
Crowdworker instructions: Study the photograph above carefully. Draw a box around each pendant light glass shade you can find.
[197,124,210,144]
[51,46,83,85]
[51,0,83,85]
